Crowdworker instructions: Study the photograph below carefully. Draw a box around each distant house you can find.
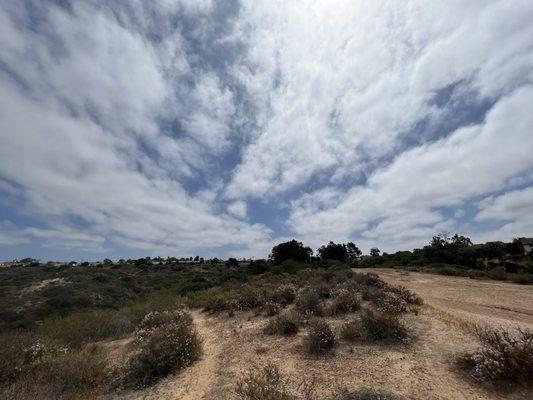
[519,237,533,255]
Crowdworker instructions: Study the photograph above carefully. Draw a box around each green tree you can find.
[270,240,312,264]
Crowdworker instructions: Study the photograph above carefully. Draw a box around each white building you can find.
[519,238,533,255]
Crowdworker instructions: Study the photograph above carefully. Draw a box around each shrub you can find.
[120,311,202,388]
[263,301,282,317]
[264,313,300,336]
[2,348,108,400]
[269,284,297,305]
[135,309,191,333]
[456,327,533,385]
[354,273,385,287]
[303,319,336,355]
[340,321,361,342]
[237,286,264,310]
[202,293,231,313]
[296,289,323,316]
[235,364,296,400]
[341,310,408,343]
[332,388,406,400]
[375,292,409,314]
[24,349,107,397]
[38,310,132,349]
[329,288,361,315]
[386,286,423,306]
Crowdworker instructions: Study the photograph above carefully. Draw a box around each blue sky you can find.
[1,0,532,261]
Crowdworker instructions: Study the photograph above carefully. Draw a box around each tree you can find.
[317,241,362,262]
[269,240,313,264]
[370,247,380,257]
[345,242,362,260]
[317,241,347,261]
[226,257,239,267]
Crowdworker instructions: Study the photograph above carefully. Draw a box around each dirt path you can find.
[364,268,533,330]
[119,310,225,400]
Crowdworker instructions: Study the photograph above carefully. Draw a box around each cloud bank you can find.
[0,0,532,260]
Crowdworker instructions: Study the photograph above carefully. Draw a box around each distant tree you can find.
[506,238,524,255]
[317,241,347,262]
[194,255,199,262]
[346,242,362,260]
[370,247,381,257]
[270,240,313,264]
[317,241,362,262]
[209,258,221,264]
[102,258,113,266]
[424,233,473,264]
[226,257,239,267]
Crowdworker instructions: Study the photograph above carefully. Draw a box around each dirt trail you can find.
[364,268,533,330]
[119,310,224,400]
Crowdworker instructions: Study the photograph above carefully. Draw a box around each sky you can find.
[0,0,532,261]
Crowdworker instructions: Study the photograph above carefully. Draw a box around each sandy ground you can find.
[113,271,533,400]
[364,268,533,330]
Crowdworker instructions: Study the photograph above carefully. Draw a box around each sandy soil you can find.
[113,272,533,400]
[364,268,533,330]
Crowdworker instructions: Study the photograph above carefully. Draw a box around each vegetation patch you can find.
[264,313,300,336]
[303,319,337,355]
[340,309,409,343]
[456,327,533,386]
[118,310,202,389]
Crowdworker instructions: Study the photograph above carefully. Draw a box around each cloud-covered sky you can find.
[1,0,532,261]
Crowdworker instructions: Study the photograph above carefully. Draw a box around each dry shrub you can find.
[119,310,202,389]
[203,293,231,313]
[303,319,336,355]
[456,326,533,385]
[235,364,316,400]
[37,309,132,349]
[296,289,323,317]
[353,273,385,287]
[2,346,107,400]
[333,388,407,400]
[237,286,264,310]
[269,284,297,306]
[235,364,296,400]
[329,288,361,315]
[264,313,300,336]
[263,301,282,317]
[386,286,423,306]
[135,309,192,333]
[341,310,408,343]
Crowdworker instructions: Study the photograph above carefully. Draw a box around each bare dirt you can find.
[364,268,533,330]
[113,271,533,400]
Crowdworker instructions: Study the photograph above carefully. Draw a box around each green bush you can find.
[120,310,202,388]
[341,310,408,343]
[296,289,323,316]
[303,319,336,355]
[264,313,300,336]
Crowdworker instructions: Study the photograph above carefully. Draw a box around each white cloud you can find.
[0,1,271,256]
[287,86,533,251]
[226,0,533,199]
[227,201,247,219]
